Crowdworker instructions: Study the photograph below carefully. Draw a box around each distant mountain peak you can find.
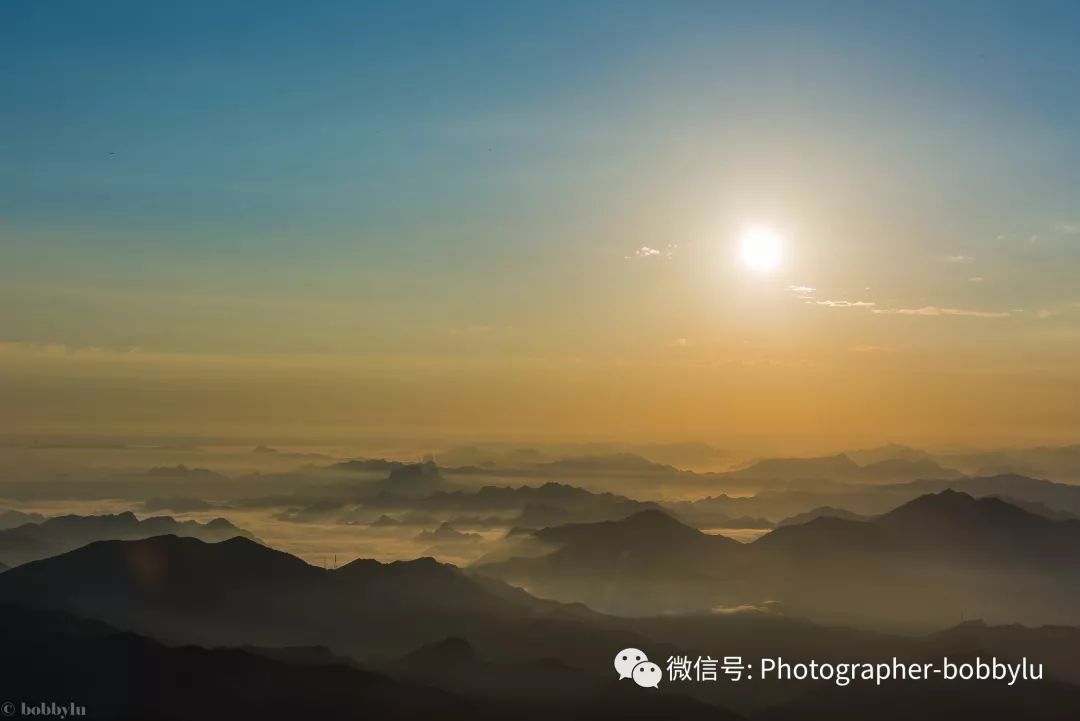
[882,489,1030,520]
[401,636,477,667]
[622,508,689,529]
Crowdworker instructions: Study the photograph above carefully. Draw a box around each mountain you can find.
[0,509,46,530]
[940,444,1080,482]
[139,464,227,482]
[727,454,862,481]
[416,523,483,543]
[777,506,870,527]
[0,535,649,664]
[1,602,741,721]
[479,493,1080,625]
[928,620,1080,684]
[373,461,448,498]
[329,458,406,474]
[756,674,1080,721]
[855,457,963,482]
[143,496,214,513]
[750,491,1080,624]
[369,481,660,526]
[532,453,681,476]
[882,474,1080,517]
[390,636,738,720]
[532,508,731,552]
[874,489,1080,562]
[987,495,1077,521]
[662,498,774,529]
[665,472,1080,526]
[477,510,747,615]
[722,453,960,485]
[0,603,478,721]
[844,443,932,465]
[0,511,256,567]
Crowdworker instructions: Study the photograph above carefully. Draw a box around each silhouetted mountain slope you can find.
[0,535,651,665]
[390,636,741,720]
[478,510,748,615]
[928,620,1080,684]
[143,495,214,512]
[1,602,744,720]
[986,495,1077,521]
[939,445,1080,482]
[661,472,1080,529]
[503,509,741,580]
[329,458,405,474]
[845,443,931,465]
[857,457,963,482]
[375,461,448,498]
[416,522,483,543]
[729,454,862,481]
[884,474,1080,517]
[480,493,1080,624]
[0,508,45,529]
[752,516,885,554]
[0,603,485,721]
[776,506,869,527]
[365,481,660,527]
[741,491,1080,625]
[753,675,1080,721]
[536,508,729,549]
[722,453,960,485]
[532,453,681,476]
[0,511,256,567]
[139,464,227,482]
[875,490,1080,562]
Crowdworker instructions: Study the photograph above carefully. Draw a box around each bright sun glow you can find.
[739,225,784,272]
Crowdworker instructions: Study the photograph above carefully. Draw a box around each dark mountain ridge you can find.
[0,511,256,567]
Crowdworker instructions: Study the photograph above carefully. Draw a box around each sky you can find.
[2,1,1080,452]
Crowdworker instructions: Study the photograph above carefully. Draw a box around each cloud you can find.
[671,337,688,348]
[626,244,676,260]
[968,276,985,283]
[808,300,876,308]
[943,255,972,263]
[871,306,1011,318]
[786,285,815,298]
[1057,222,1080,234]
[1036,309,1057,319]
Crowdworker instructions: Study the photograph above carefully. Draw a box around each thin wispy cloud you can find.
[943,255,973,263]
[786,280,1008,319]
[786,285,815,299]
[808,300,876,308]
[871,306,1012,318]
[625,244,676,260]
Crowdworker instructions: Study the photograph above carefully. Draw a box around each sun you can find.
[739,225,784,272]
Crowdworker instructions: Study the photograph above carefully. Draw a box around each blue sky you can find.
[2,1,1079,445]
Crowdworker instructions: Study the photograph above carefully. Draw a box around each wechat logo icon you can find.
[614,647,661,688]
